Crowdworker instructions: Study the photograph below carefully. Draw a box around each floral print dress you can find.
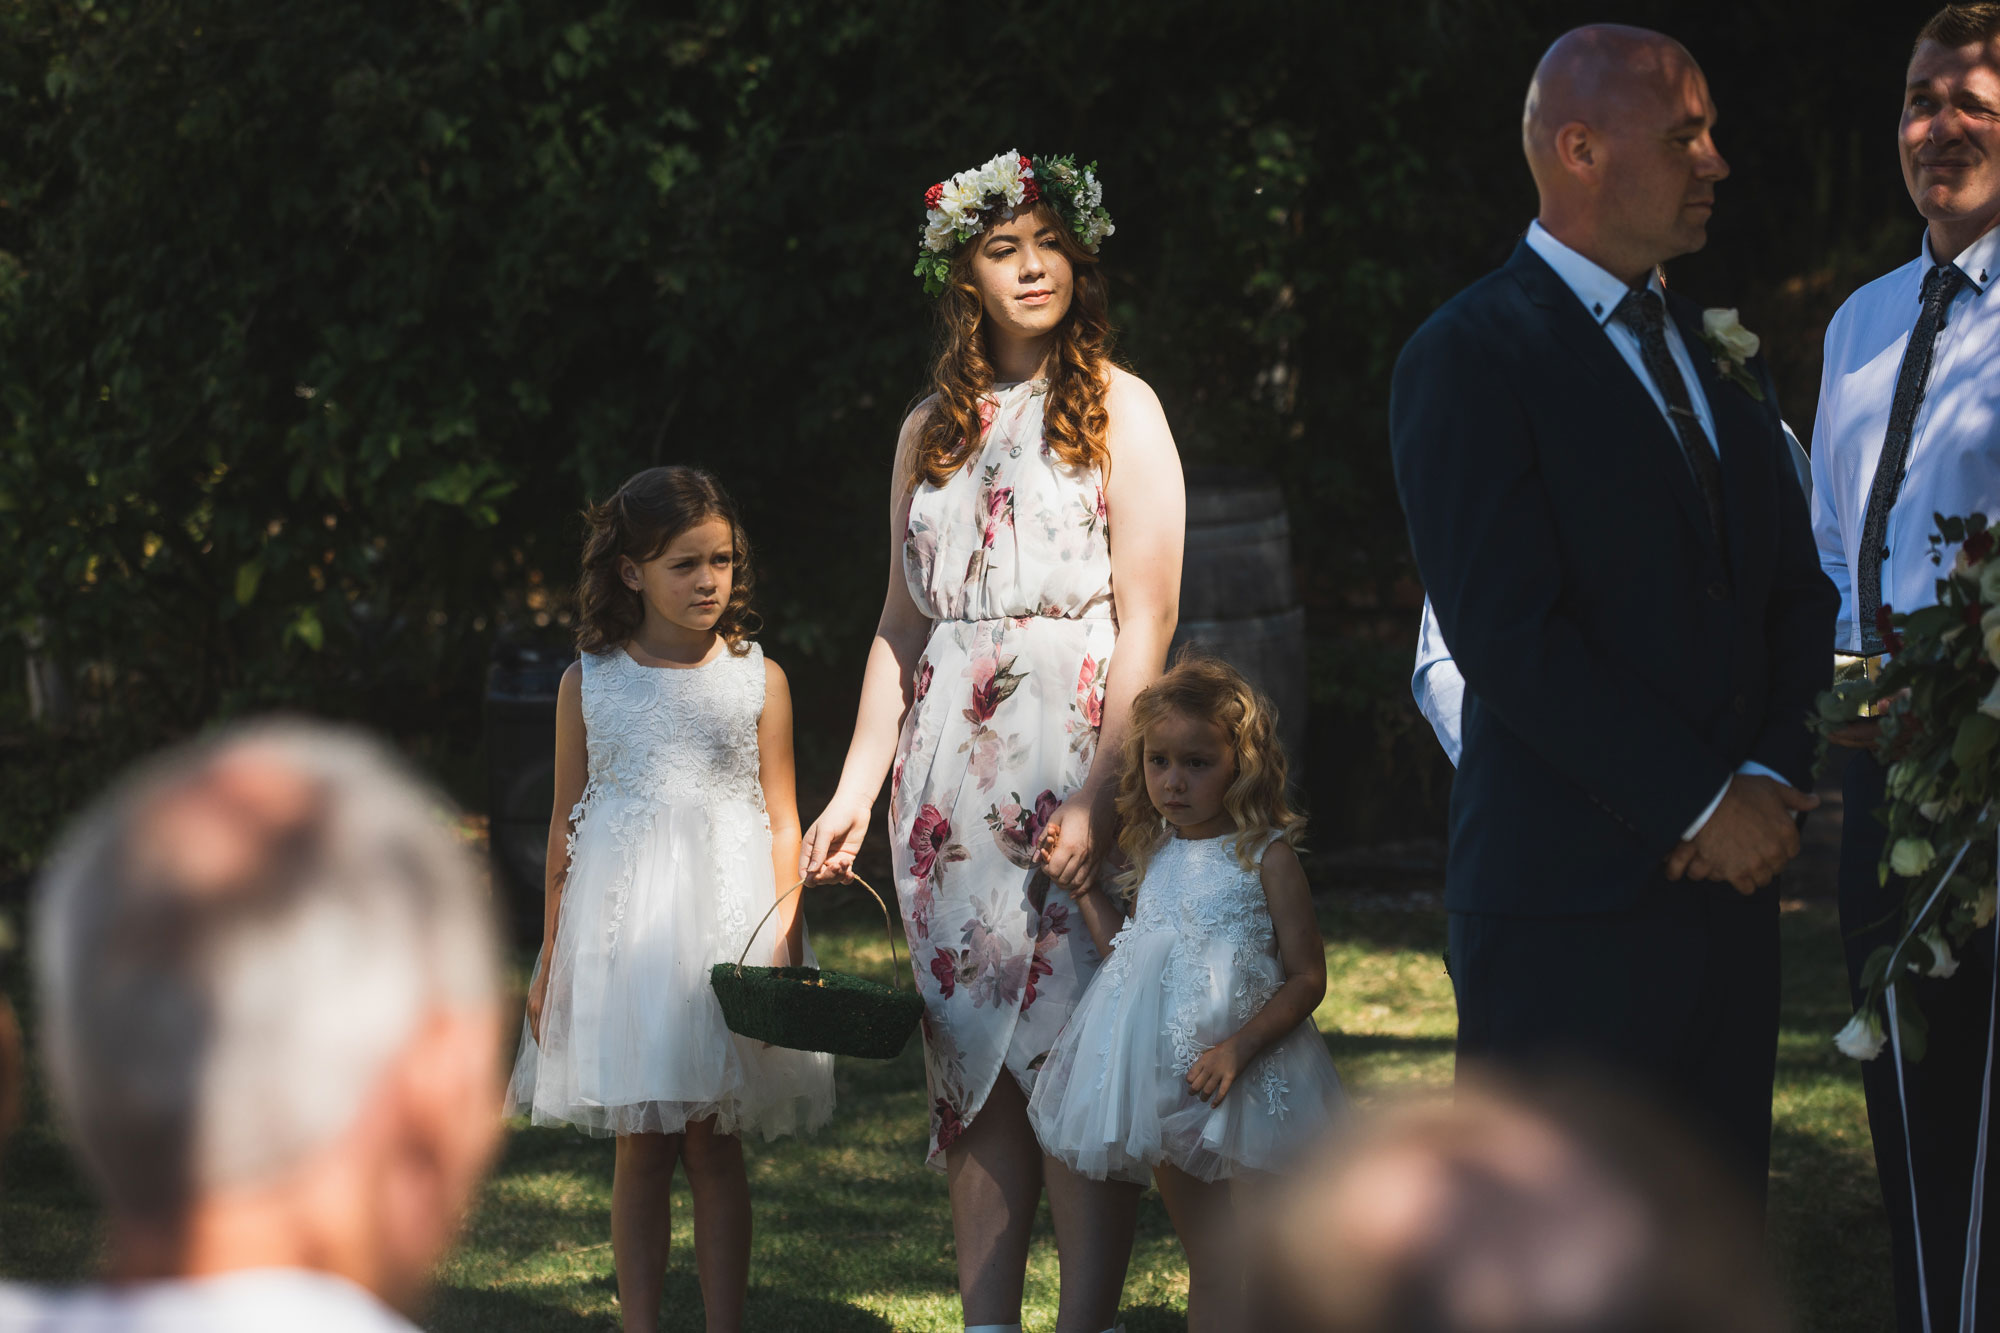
[893,379,1116,1165]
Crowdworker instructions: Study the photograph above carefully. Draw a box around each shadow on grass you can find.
[434,1270,898,1332]
[424,1284,609,1333]
[1324,1032,1455,1057]
[1122,1302,1189,1332]
[1768,1121,1894,1333]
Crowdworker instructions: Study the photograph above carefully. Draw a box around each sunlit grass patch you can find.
[0,887,1892,1331]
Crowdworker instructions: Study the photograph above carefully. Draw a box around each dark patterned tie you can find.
[1858,262,1970,654]
[1614,288,1729,565]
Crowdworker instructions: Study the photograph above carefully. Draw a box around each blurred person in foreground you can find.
[0,720,505,1331]
[1249,1074,1790,1333]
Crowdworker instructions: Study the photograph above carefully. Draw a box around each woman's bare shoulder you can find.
[1103,365,1163,414]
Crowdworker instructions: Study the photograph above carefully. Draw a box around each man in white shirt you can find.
[1813,6,2000,1327]
[0,721,506,1331]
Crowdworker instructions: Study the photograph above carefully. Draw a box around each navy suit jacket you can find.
[1390,241,1837,917]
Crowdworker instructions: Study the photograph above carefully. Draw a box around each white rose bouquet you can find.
[1814,513,2000,1061]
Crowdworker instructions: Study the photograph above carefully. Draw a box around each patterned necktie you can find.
[1858,262,1970,654]
[1614,287,1729,565]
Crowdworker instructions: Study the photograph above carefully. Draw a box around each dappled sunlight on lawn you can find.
[0,888,1895,1331]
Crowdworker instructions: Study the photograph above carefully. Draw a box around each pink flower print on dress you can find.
[1076,655,1105,729]
[1021,900,1071,1013]
[914,659,934,703]
[904,515,939,578]
[909,879,935,940]
[959,905,1029,1011]
[984,788,1063,869]
[934,1097,967,1150]
[909,805,968,884]
[930,947,959,998]
[963,651,1027,727]
[962,727,1007,792]
[982,484,1015,550]
[1022,950,1055,1013]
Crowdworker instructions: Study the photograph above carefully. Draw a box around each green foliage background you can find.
[0,0,1932,873]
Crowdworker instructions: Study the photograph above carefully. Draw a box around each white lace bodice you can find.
[576,643,767,812]
[1097,830,1296,1115]
[1123,833,1279,957]
[569,642,771,958]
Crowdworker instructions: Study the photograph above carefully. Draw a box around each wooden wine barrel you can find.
[1170,467,1308,790]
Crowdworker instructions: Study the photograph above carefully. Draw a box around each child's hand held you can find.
[1039,796,1098,892]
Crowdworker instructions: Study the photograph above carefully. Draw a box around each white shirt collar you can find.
[1525,220,1663,326]
[1922,223,2000,294]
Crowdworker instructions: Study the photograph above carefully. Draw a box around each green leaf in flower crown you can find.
[1953,712,2000,769]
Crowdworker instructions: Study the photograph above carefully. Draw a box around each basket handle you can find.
[730,873,908,990]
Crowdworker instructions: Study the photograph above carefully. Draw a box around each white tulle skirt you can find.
[506,795,834,1140]
[1028,929,1345,1183]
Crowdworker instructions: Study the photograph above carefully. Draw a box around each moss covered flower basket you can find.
[710,875,925,1060]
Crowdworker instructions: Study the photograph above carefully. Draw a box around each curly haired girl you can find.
[1029,653,1346,1333]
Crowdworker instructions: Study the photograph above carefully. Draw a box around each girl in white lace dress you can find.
[1030,655,1344,1331]
[506,466,833,1333]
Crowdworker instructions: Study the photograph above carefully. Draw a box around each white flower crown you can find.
[914,150,1115,296]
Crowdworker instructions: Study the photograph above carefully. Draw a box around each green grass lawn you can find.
[0,884,1893,1331]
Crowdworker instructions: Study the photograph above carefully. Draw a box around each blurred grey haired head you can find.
[33,718,501,1218]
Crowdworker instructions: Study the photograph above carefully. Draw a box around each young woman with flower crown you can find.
[801,153,1185,1333]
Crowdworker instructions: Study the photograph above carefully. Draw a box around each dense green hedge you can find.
[0,0,1931,871]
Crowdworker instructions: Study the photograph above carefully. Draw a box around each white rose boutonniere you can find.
[1699,308,1766,402]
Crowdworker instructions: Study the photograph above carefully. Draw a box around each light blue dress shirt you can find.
[1410,222,1797,838]
[1810,226,2000,653]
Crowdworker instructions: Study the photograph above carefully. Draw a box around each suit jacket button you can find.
[1733,693,1747,715]
[1707,581,1728,601]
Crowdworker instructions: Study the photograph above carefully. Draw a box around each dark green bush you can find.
[0,0,1931,871]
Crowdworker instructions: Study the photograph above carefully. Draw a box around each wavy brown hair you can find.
[911,200,1116,489]
[573,466,758,657]
[1113,652,1306,897]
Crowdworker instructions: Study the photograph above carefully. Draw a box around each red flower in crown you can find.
[1966,529,1995,563]
[924,181,945,210]
[1019,154,1040,204]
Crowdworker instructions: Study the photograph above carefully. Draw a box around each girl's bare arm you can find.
[529,661,588,1039]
